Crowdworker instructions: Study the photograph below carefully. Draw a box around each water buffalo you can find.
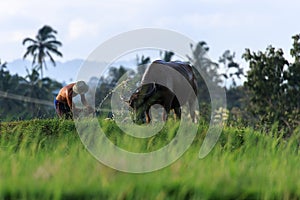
[127,60,198,124]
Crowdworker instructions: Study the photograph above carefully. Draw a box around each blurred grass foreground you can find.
[1,119,300,199]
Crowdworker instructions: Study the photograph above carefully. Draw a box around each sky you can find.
[1,0,300,73]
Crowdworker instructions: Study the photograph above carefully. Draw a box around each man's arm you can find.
[80,94,89,107]
[80,94,94,113]
[66,89,75,110]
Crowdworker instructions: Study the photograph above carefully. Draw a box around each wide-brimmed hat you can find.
[73,81,89,94]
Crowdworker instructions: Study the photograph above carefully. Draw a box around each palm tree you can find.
[160,50,174,62]
[22,25,63,78]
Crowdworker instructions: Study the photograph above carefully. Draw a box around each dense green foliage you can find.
[243,34,300,133]
[1,119,300,199]
[0,62,62,121]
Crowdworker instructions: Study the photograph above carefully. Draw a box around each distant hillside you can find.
[6,59,86,83]
[6,58,137,84]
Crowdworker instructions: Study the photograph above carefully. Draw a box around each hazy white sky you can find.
[1,0,299,64]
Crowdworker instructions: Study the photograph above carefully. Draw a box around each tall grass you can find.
[0,119,300,199]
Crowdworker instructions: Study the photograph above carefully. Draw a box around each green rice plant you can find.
[0,119,300,199]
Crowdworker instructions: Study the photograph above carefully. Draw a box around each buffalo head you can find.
[127,83,157,124]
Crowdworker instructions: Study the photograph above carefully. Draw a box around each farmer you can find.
[54,81,94,119]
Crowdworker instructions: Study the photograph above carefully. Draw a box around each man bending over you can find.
[55,81,94,119]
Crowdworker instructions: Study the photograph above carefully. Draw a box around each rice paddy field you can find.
[1,119,300,199]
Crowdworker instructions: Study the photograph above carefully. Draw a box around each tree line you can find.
[1,25,300,135]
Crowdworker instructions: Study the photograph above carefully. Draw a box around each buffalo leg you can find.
[174,107,181,120]
[162,108,171,121]
[188,99,197,123]
[145,107,151,123]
